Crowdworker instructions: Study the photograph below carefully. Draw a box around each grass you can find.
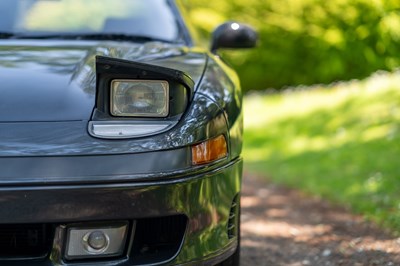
[243,71,400,233]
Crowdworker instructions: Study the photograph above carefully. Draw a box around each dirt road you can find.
[240,174,400,266]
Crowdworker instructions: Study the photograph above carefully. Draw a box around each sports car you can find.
[0,0,257,265]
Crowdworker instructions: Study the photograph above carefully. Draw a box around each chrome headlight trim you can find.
[88,121,176,139]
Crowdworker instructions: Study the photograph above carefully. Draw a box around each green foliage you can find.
[182,0,400,92]
[243,71,400,233]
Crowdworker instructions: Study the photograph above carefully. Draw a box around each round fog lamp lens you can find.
[87,231,108,250]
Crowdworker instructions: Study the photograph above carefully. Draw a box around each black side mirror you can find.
[211,21,257,53]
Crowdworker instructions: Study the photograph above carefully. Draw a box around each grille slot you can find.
[0,224,55,259]
[227,194,240,239]
[130,215,187,265]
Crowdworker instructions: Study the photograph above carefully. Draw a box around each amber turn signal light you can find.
[191,135,228,165]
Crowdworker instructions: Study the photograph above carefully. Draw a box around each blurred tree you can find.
[181,0,400,92]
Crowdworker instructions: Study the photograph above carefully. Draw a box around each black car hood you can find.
[0,40,206,122]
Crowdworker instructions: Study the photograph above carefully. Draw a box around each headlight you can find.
[110,80,169,117]
[91,56,194,139]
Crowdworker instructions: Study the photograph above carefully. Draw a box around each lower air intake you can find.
[0,224,55,259]
[130,215,187,265]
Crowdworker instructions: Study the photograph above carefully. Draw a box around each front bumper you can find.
[0,158,242,265]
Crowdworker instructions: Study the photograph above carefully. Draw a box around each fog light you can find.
[64,222,129,260]
[84,230,109,253]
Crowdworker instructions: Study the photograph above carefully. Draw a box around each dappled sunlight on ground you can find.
[240,174,400,265]
[242,219,332,238]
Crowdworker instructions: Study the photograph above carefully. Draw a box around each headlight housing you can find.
[89,56,194,139]
[110,80,169,117]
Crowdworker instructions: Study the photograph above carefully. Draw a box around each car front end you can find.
[0,143,242,266]
[0,40,243,265]
[0,0,256,265]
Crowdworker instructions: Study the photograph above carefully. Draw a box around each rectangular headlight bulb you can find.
[111,79,169,117]
[64,222,129,260]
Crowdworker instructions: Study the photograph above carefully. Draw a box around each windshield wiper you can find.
[13,33,173,43]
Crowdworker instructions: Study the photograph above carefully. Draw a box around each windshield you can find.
[0,0,182,42]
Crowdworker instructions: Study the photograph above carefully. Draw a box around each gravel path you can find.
[240,174,400,266]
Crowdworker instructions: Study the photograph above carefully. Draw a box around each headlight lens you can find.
[111,80,169,117]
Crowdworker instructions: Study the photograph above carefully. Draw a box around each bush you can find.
[182,0,400,92]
